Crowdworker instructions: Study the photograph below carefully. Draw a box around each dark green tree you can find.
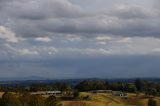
[20,92,32,106]
[73,90,79,98]
[75,80,108,91]
[135,79,143,91]
[29,94,45,106]
[126,83,137,92]
[45,96,59,106]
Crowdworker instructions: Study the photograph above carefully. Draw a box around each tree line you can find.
[75,79,160,96]
[0,79,159,106]
[0,92,61,106]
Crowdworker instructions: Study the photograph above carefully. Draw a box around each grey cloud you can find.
[3,0,86,20]
[37,17,160,37]
[108,5,156,19]
[0,0,13,3]
[0,0,160,38]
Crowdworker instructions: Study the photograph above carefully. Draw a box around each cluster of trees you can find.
[0,92,61,106]
[0,83,72,93]
[75,80,108,91]
[29,83,72,92]
[75,79,160,96]
[1,79,160,96]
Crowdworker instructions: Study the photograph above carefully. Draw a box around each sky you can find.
[0,0,160,79]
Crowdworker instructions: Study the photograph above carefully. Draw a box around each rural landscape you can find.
[0,79,159,106]
[0,0,160,106]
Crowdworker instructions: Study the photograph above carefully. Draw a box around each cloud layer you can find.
[0,0,160,78]
[0,0,159,38]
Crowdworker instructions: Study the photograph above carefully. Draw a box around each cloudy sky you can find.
[0,0,160,79]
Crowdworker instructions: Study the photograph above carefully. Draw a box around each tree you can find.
[73,90,79,98]
[29,94,45,106]
[135,79,143,91]
[45,96,59,106]
[126,83,137,92]
[20,92,32,106]
[75,80,108,91]
[111,82,125,91]
[148,99,157,106]
[1,92,22,106]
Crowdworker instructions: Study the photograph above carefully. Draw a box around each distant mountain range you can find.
[0,76,160,81]
[0,77,159,86]
[0,76,48,81]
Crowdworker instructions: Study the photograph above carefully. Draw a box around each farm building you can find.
[31,91,46,95]
[112,91,127,97]
[45,91,62,96]
[89,90,112,93]
[31,91,62,96]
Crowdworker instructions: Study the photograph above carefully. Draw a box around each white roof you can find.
[46,91,61,93]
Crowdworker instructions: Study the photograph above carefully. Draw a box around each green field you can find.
[61,92,160,106]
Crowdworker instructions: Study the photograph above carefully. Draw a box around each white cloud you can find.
[35,37,52,42]
[96,41,107,45]
[116,37,131,43]
[96,36,112,41]
[0,26,19,43]
[17,49,38,55]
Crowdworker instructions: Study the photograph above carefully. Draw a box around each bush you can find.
[45,95,59,106]
[73,90,79,98]
[1,92,22,106]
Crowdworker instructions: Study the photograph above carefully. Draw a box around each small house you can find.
[45,91,62,96]
[89,90,112,93]
[112,91,127,97]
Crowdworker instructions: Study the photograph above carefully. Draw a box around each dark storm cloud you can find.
[0,0,13,3]
[0,55,160,78]
[108,5,153,19]
[16,0,85,20]
[0,0,159,38]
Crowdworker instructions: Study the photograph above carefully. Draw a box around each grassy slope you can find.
[61,92,160,106]
[62,92,130,106]
[0,92,4,98]
[0,91,159,106]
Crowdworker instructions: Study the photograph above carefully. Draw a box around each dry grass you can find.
[0,92,4,98]
[61,92,131,106]
[61,92,160,106]
[1,91,159,106]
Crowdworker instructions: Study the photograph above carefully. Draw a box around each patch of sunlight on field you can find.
[62,101,104,106]
[0,92,4,98]
[155,97,160,106]
[139,99,148,106]
[62,92,132,106]
[62,101,131,106]
[127,93,137,97]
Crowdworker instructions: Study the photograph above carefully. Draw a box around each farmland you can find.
[0,79,160,106]
[0,91,159,106]
[61,92,160,106]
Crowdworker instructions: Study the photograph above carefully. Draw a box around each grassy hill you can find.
[61,92,160,106]
[0,91,159,106]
